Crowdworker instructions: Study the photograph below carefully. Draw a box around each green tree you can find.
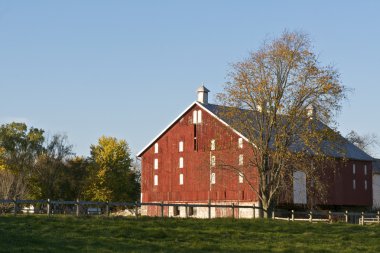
[85,136,139,202]
[0,122,44,199]
[29,134,74,199]
[58,156,90,200]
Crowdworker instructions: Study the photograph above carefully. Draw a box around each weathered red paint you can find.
[140,104,258,204]
[325,159,372,206]
[139,103,373,215]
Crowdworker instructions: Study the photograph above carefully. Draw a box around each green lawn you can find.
[0,216,379,253]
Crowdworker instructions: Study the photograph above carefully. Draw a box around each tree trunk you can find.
[259,193,273,219]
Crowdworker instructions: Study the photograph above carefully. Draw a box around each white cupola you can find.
[306,104,316,119]
[197,85,210,104]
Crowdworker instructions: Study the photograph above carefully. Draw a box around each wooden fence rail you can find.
[1,199,379,225]
[273,209,380,225]
[0,199,264,219]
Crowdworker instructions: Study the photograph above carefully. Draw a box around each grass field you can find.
[0,216,379,253]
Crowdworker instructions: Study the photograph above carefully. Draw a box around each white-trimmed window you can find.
[239,172,244,183]
[193,110,203,124]
[179,141,184,152]
[197,110,202,123]
[154,175,158,186]
[179,174,184,185]
[238,138,243,149]
[353,179,356,190]
[193,110,198,124]
[154,143,159,154]
[211,139,216,151]
[154,159,158,170]
[179,157,184,168]
[353,164,356,175]
[239,154,244,166]
[365,180,368,190]
[210,155,216,167]
[364,165,367,176]
[211,173,216,184]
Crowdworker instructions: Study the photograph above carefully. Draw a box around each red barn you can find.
[137,86,373,218]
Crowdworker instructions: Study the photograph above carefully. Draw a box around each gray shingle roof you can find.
[203,103,374,161]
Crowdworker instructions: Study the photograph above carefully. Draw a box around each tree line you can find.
[0,122,140,202]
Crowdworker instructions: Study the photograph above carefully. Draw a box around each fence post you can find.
[47,199,51,217]
[185,203,188,218]
[272,209,275,219]
[13,198,17,216]
[208,201,211,219]
[232,203,235,219]
[291,210,295,222]
[106,201,110,217]
[76,199,80,217]
[345,210,348,223]
[160,201,164,218]
[377,211,380,224]
[328,211,332,223]
[309,211,313,223]
[252,204,256,219]
[361,212,364,226]
[135,201,139,219]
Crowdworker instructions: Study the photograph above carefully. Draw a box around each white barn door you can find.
[373,174,380,209]
[293,171,307,204]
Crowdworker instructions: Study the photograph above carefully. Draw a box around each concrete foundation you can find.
[143,202,259,219]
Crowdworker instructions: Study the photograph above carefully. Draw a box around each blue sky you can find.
[1,0,379,157]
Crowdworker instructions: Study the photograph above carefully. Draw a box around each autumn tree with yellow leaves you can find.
[85,136,140,202]
[216,31,347,217]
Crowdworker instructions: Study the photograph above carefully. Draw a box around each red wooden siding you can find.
[140,104,259,204]
[140,103,373,208]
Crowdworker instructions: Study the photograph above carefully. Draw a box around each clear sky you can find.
[1,0,379,157]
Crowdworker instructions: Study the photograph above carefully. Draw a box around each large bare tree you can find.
[216,31,346,217]
[346,130,379,157]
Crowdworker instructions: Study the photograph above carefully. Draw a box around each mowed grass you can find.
[0,216,379,253]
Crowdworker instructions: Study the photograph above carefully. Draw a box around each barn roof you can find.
[137,101,374,162]
[203,103,374,161]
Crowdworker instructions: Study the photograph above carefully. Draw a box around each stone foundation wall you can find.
[142,202,259,219]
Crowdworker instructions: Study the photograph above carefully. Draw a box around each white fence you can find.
[273,209,380,225]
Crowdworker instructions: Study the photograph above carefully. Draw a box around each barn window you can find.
[189,206,196,216]
[364,165,368,175]
[154,143,159,154]
[154,159,158,170]
[238,138,243,149]
[210,156,216,167]
[179,157,184,168]
[154,175,158,186]
[365,180,368,190]
[197,110,202,123]
[173,206,180,216]
[193,110,202,124]
[239,154,244,166]
[353,179,356,190]
[193,125,198,151]
[179,141,184,152]
[353,164,356,175]
[211,173,216,184]
[193,111,198,124]
[211,139,216,151]
[179,174,184,185]
[239,172,244,183]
